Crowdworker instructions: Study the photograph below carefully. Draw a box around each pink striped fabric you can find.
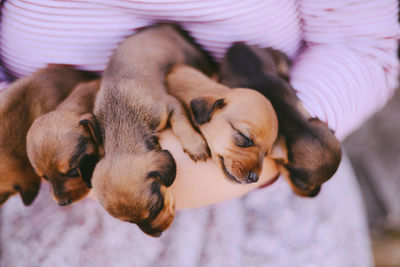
[0,0,398,139]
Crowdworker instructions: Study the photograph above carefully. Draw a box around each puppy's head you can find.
[191,89,278,184]
[27,112,101,205]
[283,118,342,197]
[92,150,176,237]
[0,157,41,206]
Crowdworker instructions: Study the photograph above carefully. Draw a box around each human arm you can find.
[159,130,280,210]
[291,0,399,140]
[167,0,399,210]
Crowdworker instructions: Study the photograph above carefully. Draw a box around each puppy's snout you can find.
[305,186,321,197]
[247,172,259,183]
[138,224,163,237]
[286,171,322,198]
[58,199,72,206]
[291,184,321,198]
[138,188,175,238]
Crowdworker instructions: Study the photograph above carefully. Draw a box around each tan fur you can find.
[0,65,96,206]
[166,64,278,184]
[27,79,101,205]
[92,25,213,237]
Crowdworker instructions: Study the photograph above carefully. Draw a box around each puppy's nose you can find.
[247,172,259,183]
[58,199,72,206]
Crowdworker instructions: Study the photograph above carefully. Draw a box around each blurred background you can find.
[344,53,400,266]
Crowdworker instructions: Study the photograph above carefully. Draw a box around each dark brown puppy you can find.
[27,79,101,206]
[166,64,278,184]
[0,65,97,206]
[92,25,213,237]
[219,44,341,197]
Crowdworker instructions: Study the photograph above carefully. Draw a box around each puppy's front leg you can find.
[166,96,210,161]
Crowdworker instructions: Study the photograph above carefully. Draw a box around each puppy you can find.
[0,65,97,206]
[92,25,213,237]
[27,79,101,206]
[219,44,341,197]
[166,64,278,184]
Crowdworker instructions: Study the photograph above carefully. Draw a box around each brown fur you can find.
[166,64,278,184]
[219,44,341,197]
[27,79,101,206]
[92,25,213,237]
[0,65,97,206]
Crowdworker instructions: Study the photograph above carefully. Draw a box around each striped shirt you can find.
[0,0,399,139]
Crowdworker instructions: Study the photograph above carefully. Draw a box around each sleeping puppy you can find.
[166,64,278,184]
[27,79,101,206]
[0,65,97,206]
[92,25,213,237]
[219,44,341,197]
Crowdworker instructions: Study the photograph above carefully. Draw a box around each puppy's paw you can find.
[181,132,210,162]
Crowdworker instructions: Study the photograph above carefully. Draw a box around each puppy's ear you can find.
[79,113,102,144]
[78,154,99,188]
[14,179,41,206]
[269,135,289,165]
[190,96,225,125]
[147,150,176,187]
[265,48,291,81]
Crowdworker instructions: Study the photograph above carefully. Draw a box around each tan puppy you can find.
[92,25,213,237]
[219,44,341,197]
[27,79,101,206]
[0,65,96,206]
[166,64,278,184]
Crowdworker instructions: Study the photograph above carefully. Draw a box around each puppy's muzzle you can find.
[53,191,72,206]
[58,199,72,206]
[219,156,260,184]
[137,188,175,237]
[247,172,259,183]
[288,173,321,197]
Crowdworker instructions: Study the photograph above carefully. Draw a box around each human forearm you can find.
[293,0,399,140]
[159,130,280,210]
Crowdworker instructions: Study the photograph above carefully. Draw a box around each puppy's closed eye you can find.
[150,180,161,195]
[66,168,79,177]
[78,154,99,188]
[234,131,254,147]
[231,125,254,147]
[149,180,164,217]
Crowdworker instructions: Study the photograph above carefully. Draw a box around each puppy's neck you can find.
[166,65,228,105]
[102,114,153,155]
[56,79,101,114]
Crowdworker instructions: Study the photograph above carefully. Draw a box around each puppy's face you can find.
[92,150,176,237]
[283,118,342,197]
[191,89,278,184]
[27,111,101,205]
[0,157,41,206]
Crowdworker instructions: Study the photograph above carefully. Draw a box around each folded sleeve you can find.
[290,0,399,140]
[0,66,10,92]
[0,81,9,91]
